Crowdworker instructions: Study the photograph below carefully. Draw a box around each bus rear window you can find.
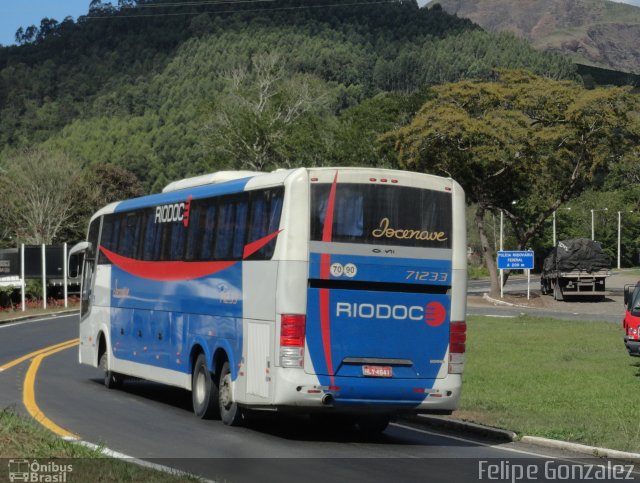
[311,183,452,249]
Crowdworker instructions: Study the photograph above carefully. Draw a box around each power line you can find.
[119,0,275,9]
[86,0,400,19]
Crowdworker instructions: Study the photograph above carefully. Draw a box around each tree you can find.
[36,18,59,42]
[14,28,25,45]
[203,53,333,171]
[60,163,147,242]
[0,202,14,248]
[331,90,428,167]
[382,70,640,296]
[0,148,80,244]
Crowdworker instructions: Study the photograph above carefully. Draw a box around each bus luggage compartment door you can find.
[304,288,450,380]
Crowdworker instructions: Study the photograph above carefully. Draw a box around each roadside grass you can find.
[0,305,78,322]
[457,315,640,452]
[0,409,199,481]
[620,268,640,277]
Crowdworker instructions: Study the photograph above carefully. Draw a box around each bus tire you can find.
[218,361,243,426]
[356,414,390,436]
[99,352,123,389]
[192,353,220,420]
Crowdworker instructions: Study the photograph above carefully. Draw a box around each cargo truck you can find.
[540,238,611,301]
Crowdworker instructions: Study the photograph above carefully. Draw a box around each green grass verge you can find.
[458,315,640,452]
[0,409,199,481]
[620,268,640,277]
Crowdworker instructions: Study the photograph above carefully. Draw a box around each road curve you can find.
[0,314,622,483]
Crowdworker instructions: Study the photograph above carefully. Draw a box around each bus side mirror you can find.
[68,242,91,272]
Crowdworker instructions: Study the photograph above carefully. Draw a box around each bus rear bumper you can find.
[271,369,461,413]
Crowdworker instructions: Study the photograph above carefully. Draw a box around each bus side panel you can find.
[236,260,278,405]
[106,262,244,383]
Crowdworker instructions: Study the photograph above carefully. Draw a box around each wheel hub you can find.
[220,374,232,409]
[195,371,206,405]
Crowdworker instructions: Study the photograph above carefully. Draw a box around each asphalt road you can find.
[467,276,542,295]
[0,314,633,483]
[467,274,628,323]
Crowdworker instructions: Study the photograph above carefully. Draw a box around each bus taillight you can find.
[449,321,466,374]
[280,314,306,368]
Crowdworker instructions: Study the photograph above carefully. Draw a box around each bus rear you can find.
[278,168,466,417]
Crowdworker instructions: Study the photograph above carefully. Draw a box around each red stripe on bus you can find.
[320,171,338,279]
[321,171,338,243]
[319,171,338,383]
[100,247,237,281]
[243,229,283,259]
[100,228,284,281]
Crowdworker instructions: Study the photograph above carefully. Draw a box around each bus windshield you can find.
[310,183,452,249]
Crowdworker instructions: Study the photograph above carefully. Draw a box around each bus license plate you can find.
[362,365,392,377]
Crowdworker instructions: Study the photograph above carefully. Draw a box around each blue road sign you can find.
[497,251,534,270]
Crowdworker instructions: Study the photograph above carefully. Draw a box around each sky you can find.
[0,0,89,47]
[1,0,640,47]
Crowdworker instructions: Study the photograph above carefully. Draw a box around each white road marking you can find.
[0,312,77,329]
[391,423,558,458]
[76,440,214,482]
[392,422,640,473]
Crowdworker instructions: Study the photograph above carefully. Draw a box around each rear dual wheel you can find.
[192,353,220,419]
[218,361,244,426]
[192,356,243,425]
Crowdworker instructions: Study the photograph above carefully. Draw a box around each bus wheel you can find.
[99,352,123,389]
[218,361,243,426]
[356,414,390,436]
[192,353,220,420]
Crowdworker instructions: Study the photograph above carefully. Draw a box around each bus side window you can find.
[99,214,120,263]
[119,213,140,259]
[200,201,217,260]
[246,188,284,260]
[169,217,187,261]
[142,210,160,261]
[185,202,204,261]
[86,219,100,262]
[214,199,235,260]
[98,215,114,264]
[232,196,249,259]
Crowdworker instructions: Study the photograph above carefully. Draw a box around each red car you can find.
[623,283,640,356]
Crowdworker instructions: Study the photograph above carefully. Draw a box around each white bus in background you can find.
[71,167,466,434]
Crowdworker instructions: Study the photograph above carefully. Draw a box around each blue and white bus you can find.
[71,168,466,432]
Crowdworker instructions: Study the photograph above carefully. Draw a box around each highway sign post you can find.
[497,251,535,299]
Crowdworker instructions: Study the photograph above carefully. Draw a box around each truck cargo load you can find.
[540,238,611,301]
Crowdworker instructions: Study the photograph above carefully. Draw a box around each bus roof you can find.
[89,167,458,223]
